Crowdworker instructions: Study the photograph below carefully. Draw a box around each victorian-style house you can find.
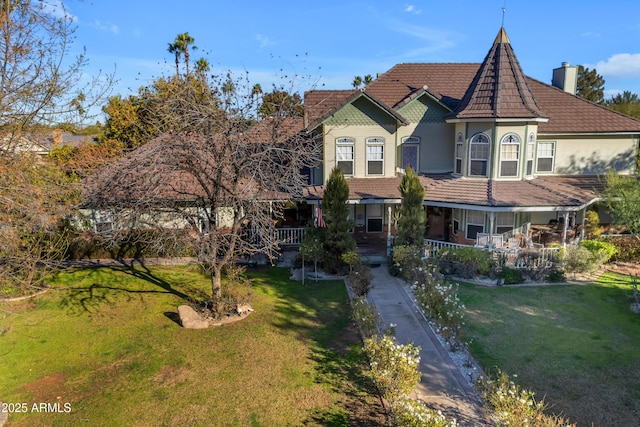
[303,27,640,248]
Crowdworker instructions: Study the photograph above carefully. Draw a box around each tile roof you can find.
[304,29,640,134]
[447,27,547,120]
[305,175,601,209]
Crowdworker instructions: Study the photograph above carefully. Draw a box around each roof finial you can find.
[501,0,507,27]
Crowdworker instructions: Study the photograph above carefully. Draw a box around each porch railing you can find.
[423,239,468,258]
[423,238,560,270]
[276,227,306,245]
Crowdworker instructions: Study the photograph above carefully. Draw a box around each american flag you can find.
[316,207,326,227]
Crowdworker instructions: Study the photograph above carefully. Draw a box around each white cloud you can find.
[593,53,640,77]
[404,4,422,14]
[41,0,77,21]
[94,20,120,35]
[255,34,275,49]
[393,24,456,53]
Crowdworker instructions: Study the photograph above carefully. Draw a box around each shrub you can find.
[391,244,424,279]
[364,334,421,404]
[341,250,361,272]
[351,297,379,338]
[390,395,459,427]
[563,245,598,275]
[580,239,617,263]
[584,210,601,239]
[347,263,373,296]
[604,235,640,262]
[410,266,465,343]
[500,267,524,285]
[436,246,495,279]
[477,369,576,427]
[545,268,566,283]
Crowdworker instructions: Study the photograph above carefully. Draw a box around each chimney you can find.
[552,62,578,95]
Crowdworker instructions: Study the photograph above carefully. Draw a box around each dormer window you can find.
[499,133,521,177]
[469,133,489,177]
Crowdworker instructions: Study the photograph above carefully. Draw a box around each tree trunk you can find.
[211,268,223,316]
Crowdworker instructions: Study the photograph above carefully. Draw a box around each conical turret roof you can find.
[447,27,547,120]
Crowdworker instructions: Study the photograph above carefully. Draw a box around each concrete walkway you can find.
[365,263,490,426]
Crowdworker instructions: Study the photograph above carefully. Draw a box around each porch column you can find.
[561,212,569,247]
[580,207,586,240]
[488,211,495,249]
[387,206,392,257]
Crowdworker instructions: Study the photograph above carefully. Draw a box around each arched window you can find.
[366,137,384,175]
[336,137,354,176]
[500,133,521,177]
[469,133,489,177]
[401,136,419,171]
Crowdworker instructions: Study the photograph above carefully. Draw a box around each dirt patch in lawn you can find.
[23,371,66,403]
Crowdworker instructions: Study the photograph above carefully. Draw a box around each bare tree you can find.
[0,1,113,295]
[84,74,320,314]
[0,0,114,140]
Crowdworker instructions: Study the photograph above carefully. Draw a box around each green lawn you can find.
[0,265,384,426]
[459,273,640,426]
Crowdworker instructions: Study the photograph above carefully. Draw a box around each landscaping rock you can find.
[177,305,209,329]
[236,303,255,316]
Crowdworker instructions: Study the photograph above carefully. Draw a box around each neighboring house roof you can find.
[446,27,547,121]
[305,175,602,210]
[84,118,309,206]
[304,28,640,134]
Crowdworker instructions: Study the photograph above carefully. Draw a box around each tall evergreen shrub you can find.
[396,166,426,248]
[322,167,355,272]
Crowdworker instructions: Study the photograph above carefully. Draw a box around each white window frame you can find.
[336,137,354,176]
[526,133,535,176]
[536,141,555,173]
[366,137,384,176]
[469,133,489,177]
[366,204,384,233]
[455,133,464,175]
[401,136,420,171]
[499,133,521,177]
[466,209,485,240]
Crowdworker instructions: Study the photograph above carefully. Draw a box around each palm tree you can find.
[167,32,197,76]
[364,74,374,85]
[352,75,362,89]
[251,83,263,118]
[195,57,210,82]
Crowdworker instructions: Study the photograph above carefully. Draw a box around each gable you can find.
[397,95,449,123]
[324,96,397,127]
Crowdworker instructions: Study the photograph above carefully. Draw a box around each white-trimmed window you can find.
[526,133,535,176]
[336,137,354,176]
[495,212,515,234]
[499,133,521,177]
[469,133,489,177]
[536,141,555,173]
[455,133,464,174]
[466,210,485,240]
[401,136,419,171]
[366,137,384,175]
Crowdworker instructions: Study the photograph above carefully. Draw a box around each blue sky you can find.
[63,0,640,120]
